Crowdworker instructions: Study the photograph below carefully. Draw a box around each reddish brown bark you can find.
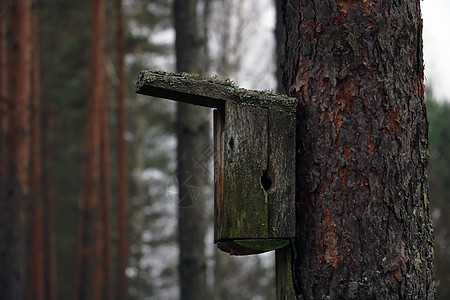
[116,0,128,299]
[97,89,112,300]
[75,0,105,299]
[28,0,45,298]
[42,111,58,300]
[0,0,7,294]
[0,0,32,299]
[282,1,434,298]
[0,0,7,189]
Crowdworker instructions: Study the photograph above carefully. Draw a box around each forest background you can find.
[0,0,449,299]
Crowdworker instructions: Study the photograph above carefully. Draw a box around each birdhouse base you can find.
[217,239,290,255]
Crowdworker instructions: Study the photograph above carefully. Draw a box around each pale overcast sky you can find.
[422,0,450,101]
[227,1,449,100]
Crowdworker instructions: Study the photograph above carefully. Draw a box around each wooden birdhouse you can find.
[136,70,297,255]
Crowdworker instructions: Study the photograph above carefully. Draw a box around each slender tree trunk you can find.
[274,0,284,94]
[116,0,128,298]
[174,0,210,299]
[0,0,32,299]
[201,0,211,73]
[75,0,105,299]
[0,0,8,191]
[42,107,58,300]
[98,84,112,300]
[28,0,44,298]
[282,1,434,298]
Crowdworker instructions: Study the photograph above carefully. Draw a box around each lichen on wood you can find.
[135,70,297,113]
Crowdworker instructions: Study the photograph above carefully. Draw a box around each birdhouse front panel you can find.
[217,102,269,240]
[214,101,296,255]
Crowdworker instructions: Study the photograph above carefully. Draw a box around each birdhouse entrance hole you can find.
[261,167,273,192]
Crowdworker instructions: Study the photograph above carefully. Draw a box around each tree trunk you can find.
[98,81,112,300]
[274,0,284,94]
[116,0,128,298]
[174,0,210,299]
[75,0,105,299]
[0,0,8,191]
[28,0,45,298]
[0,0,32,299]
[282,1,434,298]
[42,107,58,300]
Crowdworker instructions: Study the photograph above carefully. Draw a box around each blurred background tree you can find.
[426,88,450,300]
[38,0,277,299]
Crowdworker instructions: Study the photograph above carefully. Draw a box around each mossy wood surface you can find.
[220,102,269,240]
[268,109,296,238]
[215,101,296,254]
[136,70,297,112]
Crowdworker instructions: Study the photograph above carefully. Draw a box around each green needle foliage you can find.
[426,87,450,300]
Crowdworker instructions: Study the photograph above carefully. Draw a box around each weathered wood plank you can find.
[135,70,297,112]
[268,109,296,238]
[213,107,224,241]
[276,247,296,299]
[220,101,268,239]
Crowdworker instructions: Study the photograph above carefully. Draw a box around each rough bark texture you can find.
[75,0,105,299]
[0,0,32,299]
[283,1,434,298]
[116,0,128,299]
[174,0,209,299]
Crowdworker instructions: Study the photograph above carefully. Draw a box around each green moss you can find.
[135,69,237,91]
[135,70,297,114]
[222,172,268,239]
[346,32,358,55]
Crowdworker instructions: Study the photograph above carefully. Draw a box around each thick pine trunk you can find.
[75,0,105,299]
[116,0,129,298]
[283,1,434,298]
[0,0,32,299]
[174,0,210,299]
